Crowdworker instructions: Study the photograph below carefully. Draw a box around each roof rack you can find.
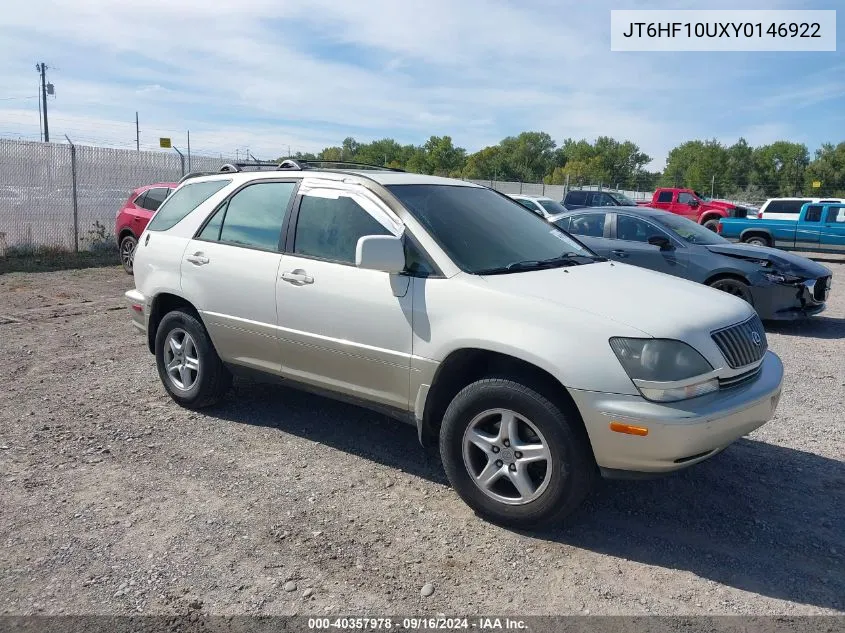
[277,159,405,172]
[180,159,405,184]
[177,171,218,184]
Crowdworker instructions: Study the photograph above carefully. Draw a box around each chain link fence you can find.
[0,138,237,255]
[465,180,652,202]
[4,137,723,256]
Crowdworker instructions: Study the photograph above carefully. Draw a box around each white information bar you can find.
[610,10,836,52]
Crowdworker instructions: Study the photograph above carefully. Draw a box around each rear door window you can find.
[133,191,148,209]
[767,199,812,214]
[656,191,673,203]
[143,187,170,211]
[565,191,587,206]
[567,212,607,237]
[804,205,823,222]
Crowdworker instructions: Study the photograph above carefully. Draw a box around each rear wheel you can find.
[708,277,753,304]
[119,235,137,274]
[743,235,770,247]
[155,310,232,409]
[439,378,595,528]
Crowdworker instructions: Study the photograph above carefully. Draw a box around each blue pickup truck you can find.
[718,202,845,254]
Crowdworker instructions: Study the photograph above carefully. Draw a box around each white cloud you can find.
[0,0,839,170]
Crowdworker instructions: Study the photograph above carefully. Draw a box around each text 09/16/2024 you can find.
[610,9,836,52]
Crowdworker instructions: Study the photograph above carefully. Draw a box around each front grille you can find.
[719,365,762,389]
[814,276,831,302]
[711,315,768,369]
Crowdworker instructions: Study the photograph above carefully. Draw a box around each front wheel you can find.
[119,235,137,275]
[702,218,720,232]
[154,310,232,409]
[708,277,753,304]
[439,378,595,528]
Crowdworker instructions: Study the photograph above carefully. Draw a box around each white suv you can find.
[125,160,784,527]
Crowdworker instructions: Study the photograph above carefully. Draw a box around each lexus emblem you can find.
[751,331,762,346]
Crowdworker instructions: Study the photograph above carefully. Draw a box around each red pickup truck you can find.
[637,188,754,231]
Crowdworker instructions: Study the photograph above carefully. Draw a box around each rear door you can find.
[820,206,845,253]
[179,180,299,373]
[607,212,688,276]
[563,190,588,209]
[794,205,823,250]
[651,190,673,211]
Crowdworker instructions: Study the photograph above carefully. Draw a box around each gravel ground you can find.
[0,264,843,617]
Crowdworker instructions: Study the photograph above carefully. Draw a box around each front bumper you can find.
[570,351,784,474]
[124,289,147,335]
[750,275,830,321]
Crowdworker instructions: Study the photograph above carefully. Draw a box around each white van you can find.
[759,197,845,221]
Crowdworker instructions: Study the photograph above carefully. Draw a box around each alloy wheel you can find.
[462,408,553,505]
[163,328,200,391]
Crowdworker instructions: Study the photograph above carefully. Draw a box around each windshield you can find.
[386,184,599,274]
[608,192,638,206]
[537,199,567,214]
[693,191,711,201]
[651,213,728,245]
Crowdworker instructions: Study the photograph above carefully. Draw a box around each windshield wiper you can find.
[475,253,606,275]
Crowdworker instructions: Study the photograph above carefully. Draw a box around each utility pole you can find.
[711,174,715,198]
[36,62,50,142]
[187,130,191,172]
[135,112,139,150]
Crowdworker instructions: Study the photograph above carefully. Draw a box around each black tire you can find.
[119,234,137,275]
[744,235,770,247]
[708,277,754,304]
[439,378,596,528]
[702,218,720,232]
[154,310,232,409]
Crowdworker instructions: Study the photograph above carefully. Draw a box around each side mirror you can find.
[689,199,699,208]
[648,235,673,250]
[356,235,405,274]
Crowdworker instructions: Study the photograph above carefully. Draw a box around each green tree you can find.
[660,139,729,196]
[496,132,556,182]
[805,142,845,196]
[462,146,503,180]
[751,141,809,197]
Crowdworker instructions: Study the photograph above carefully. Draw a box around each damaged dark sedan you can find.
[548,206,832,320]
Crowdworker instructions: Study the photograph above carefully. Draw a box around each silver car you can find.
[125,160,784,527]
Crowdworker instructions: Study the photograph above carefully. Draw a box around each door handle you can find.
[280,270,314,285]
[611,249,629,258]
[185,253,210,265]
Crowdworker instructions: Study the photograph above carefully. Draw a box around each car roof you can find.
[178,168,481,189]
[138,182,179,190]
[547,205,674,223]
[509,194,554,201]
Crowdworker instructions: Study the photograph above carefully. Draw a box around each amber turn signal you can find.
[609,421,649,436]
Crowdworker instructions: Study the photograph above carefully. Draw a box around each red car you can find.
[115,182,179,273]
[637,187,755,231]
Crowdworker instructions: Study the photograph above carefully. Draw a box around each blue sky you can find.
[0,0,842,169]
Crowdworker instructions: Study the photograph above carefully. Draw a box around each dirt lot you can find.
[0,265,843,617]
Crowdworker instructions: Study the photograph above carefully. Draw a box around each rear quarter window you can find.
[146,180,231,232]
[765,200,811,214]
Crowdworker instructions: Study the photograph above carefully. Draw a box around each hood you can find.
[476,260,756,340]
[705,199,739,210]
[705,243,831,278]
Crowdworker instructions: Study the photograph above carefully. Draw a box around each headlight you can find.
[763,272,802,284]
[609,338,717,402]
